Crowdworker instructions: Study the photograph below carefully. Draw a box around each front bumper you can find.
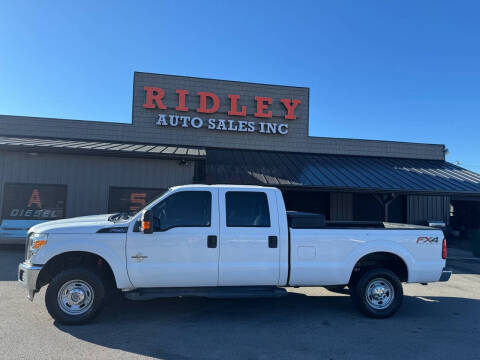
[18,262,42,301]
[439,269,452,282]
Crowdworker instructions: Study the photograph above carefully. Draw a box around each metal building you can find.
[1,72,479,243]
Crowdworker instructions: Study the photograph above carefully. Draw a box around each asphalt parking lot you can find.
[1,246,479,360]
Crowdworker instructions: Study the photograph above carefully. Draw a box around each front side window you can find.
[151,191,211,231]
[226,191,270,227]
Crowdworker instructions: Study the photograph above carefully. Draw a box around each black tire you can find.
[350,268,403,318]
[45,268,106,325]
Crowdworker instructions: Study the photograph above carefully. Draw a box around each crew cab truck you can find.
[18,185,451,324]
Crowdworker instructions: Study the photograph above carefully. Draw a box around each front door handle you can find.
[207,235,217,248]
[268,236,278,248]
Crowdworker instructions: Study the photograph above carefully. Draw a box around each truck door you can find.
[126,188,219,288]
[218,189,280,286]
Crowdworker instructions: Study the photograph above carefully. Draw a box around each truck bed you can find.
[287,211,432,230]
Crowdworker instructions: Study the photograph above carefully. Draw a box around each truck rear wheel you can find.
[45,268,106,325]
[350,268,403,318]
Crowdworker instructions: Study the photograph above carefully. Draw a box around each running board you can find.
[124,286,288,301]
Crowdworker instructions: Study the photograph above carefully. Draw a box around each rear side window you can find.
[152,191,211,231]
[226,191,270,227]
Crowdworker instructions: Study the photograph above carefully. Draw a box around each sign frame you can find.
[1,182,68,221]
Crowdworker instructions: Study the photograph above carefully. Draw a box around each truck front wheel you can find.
[350,268,403,318]
[45,268,106,325]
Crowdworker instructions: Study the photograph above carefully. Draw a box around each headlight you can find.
[27,233,48,260]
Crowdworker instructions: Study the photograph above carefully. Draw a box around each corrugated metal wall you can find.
[407,195,450,225]
[330,192,353,220]
[0,151,194,218]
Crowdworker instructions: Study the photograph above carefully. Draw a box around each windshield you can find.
[108,189,170,222]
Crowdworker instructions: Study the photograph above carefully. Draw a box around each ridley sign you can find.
[142,87,302,135]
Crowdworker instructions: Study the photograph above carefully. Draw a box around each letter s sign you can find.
[130,193,147,212]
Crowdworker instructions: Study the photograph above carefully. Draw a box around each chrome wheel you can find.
[57,280,94,315]
[365,278,394,310]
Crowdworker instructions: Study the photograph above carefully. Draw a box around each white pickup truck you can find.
[18,185,451,324]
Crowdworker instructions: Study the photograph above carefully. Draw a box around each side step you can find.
[124,286,288,301]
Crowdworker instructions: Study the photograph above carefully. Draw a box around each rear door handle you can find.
[268,235,278,248]
[207,235,217,248]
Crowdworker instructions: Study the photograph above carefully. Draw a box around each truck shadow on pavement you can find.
[446,257,480,275]
[54,293,480,360]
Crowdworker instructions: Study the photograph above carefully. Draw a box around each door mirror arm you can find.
[141,210,154,234]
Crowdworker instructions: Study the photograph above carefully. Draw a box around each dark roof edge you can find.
[0,114,445,150]
[0,144,204,161]
[0,113,132,126]
[0,135,206,160]
[205,146,444,163]
[306,134,445,148]
[0,134,204,150]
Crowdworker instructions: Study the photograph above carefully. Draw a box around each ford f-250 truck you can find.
[18,185,451,324]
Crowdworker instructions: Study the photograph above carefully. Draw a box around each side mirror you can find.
[141,210,154,234]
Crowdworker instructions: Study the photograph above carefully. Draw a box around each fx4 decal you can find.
[417,236,439,244]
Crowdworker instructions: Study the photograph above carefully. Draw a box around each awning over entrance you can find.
[0,136,206,160]
[206,148,480,195]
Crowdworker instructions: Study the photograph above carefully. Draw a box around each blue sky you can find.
[1,1,479,171]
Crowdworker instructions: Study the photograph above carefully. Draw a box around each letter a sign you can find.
[27,189,42,208]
